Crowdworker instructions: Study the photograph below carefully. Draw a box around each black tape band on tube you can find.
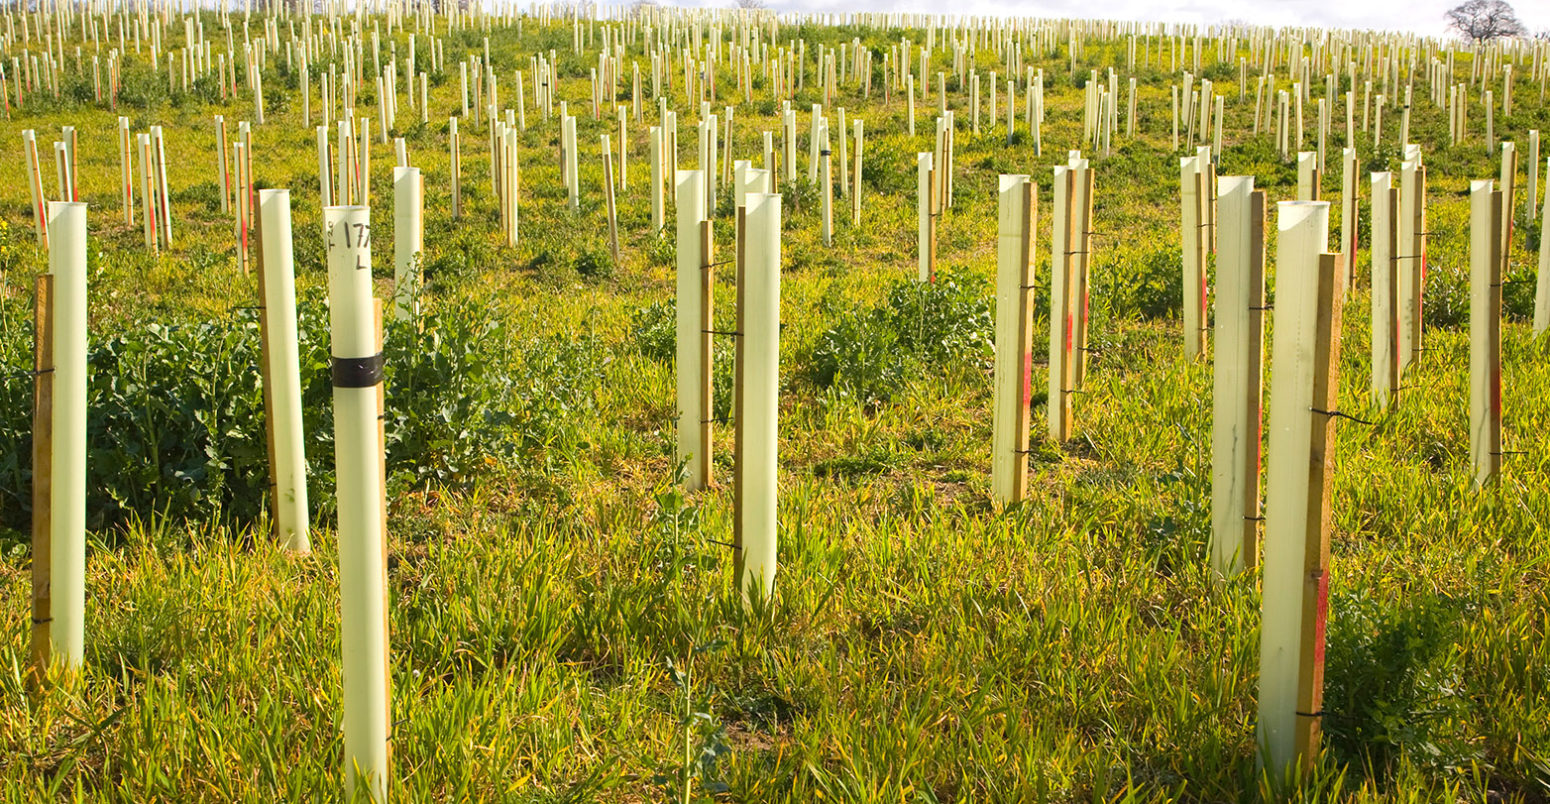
[331,353,385,387]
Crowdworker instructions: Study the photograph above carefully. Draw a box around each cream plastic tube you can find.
[257,190,310,553]
[47,202,88,670]
[324,205,390,803]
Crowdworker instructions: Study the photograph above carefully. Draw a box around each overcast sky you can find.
[607,0,1550,39]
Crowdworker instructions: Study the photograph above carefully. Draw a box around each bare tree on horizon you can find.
[1446,0,1527,41]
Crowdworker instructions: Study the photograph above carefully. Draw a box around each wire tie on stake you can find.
[1311,407,1374,426]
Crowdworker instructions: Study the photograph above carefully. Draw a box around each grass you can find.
[1,9,1549,802]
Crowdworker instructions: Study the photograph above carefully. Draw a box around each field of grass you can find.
[1,8,1549,801]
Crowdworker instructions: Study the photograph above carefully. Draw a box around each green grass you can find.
[1,10,1549,802]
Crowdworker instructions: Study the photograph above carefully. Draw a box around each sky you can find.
[606,0,1550,39]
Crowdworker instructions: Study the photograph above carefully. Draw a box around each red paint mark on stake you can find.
[1311,570,1330,670]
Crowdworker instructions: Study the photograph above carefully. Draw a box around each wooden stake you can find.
[1070,156,1094,390]
[29,274,54,685]
[851,119,863,226]
[152,126,172,243]
[235,141,250,276]
[699,219,714,489]
[254,197,280,541]
[373,298,391,784]
[23,130,48,247]
[1339,147,1358,294]
[732,204,747,584]
[138,133,156,251]
[215,115,230,213]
